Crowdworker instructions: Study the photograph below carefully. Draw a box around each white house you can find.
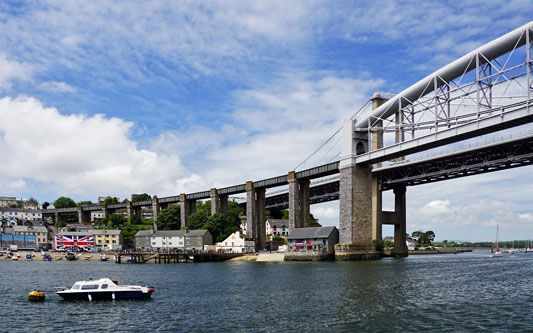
[0,208,42,224]
[150,230,184,249]
[150,230,213,251]
[91,211,105,222]
[216,231,255,253]
[266,219,290,237]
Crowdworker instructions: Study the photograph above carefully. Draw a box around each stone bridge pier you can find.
[210,188,228,216]
[288,171,310,229]
[180,194,196,229]
[78,207,91,224]
[246,181,266,251]
[336,93,408,260]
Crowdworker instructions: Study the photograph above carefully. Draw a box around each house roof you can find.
[287,226,338,240]
[151,229,210,238]
[267,219,289,228]
[13,225,47,233]
[91,229,122,235]
[134,230,153,237]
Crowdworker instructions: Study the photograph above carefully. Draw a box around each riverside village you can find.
[3,193,508,263]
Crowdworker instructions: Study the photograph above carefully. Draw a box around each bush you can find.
[373,239,384,252]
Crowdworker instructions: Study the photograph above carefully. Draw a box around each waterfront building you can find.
[0,225,48,249]
[134,229,153,249]
[216,231,255,253]
[150,229,213,251]
[55,231,95,251]
[0,196,17,207]
[92,229,123,251]
[266,219,290,237]
[287,226,339,254]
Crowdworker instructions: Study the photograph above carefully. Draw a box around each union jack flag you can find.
[55,234,94,251]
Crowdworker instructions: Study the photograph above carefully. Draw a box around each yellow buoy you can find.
[28,290,45,301]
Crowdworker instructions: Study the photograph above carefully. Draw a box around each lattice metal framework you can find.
[358,24,533,159]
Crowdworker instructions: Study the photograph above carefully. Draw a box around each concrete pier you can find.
[180,194,196,228]
[246,181,266,251]
[210,189,229,216]
[152,196,160,226]
[288,171,310,229]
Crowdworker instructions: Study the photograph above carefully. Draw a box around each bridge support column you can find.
[210,188,229,217]
[152,196,160,230]
[246,181,266,251]
[180,194,196,228]
[288,171,311,229]
[371,94,387,241]
[54,212,59,225]
[392,186,408,257]
[220,195,228,216]
[77,207,91,224]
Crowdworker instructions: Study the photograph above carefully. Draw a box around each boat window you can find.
[101,284,108,289]
[72,284,81,290]
[81,284,99,290]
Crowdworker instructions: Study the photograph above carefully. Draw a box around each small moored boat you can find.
[56,278,154,301]
[26,254,33,261]
[99,254,109,261]
[28,290,45,301]
[65,252,77,261]
[43,254,52,261]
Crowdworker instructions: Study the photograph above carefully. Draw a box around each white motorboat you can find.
[56,278,154,301]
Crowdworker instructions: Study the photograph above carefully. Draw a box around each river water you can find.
[2,251,532,332]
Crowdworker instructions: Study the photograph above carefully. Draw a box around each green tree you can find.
[187,212,209,230]
[373,239,385,252]
[132,193,151,202]
[78,200,93,205]
[54,196,77,208]
[107,214,127,228]
[272,235,284,242]
[100,196,119,205]
[411,230,435,246]
[157,205,181,230]
[206,213,229,242]
[28,197,39,206]
[309,214,321,227]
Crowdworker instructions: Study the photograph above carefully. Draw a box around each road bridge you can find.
[43,22,533,258]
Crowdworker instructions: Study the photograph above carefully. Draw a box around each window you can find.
[81,284,99,290]
[72,284,81,290]
[101,284,108,289]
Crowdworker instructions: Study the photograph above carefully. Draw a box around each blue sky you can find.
[0,1,532,241]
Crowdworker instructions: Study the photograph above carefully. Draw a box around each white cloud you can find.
[0,54,33,90]
[0,96,198,200]
[40,81,77,93]
[419,200,451,216]
[157,73,384,189]
[311,205,338,220]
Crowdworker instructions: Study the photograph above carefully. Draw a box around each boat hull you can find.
[56,290,153,301]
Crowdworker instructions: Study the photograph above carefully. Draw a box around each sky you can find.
[0,0,532,242]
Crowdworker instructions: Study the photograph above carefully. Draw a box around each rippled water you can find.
[3,251,533,332]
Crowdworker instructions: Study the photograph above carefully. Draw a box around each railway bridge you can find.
[43,22,533,259]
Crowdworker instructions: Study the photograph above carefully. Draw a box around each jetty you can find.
[114,252,242,264]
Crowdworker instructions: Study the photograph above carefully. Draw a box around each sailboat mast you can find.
[496,224,499,249]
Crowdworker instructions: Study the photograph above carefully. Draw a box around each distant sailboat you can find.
[489,225,503,258]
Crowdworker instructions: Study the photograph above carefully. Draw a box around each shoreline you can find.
[3,250,114,262]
